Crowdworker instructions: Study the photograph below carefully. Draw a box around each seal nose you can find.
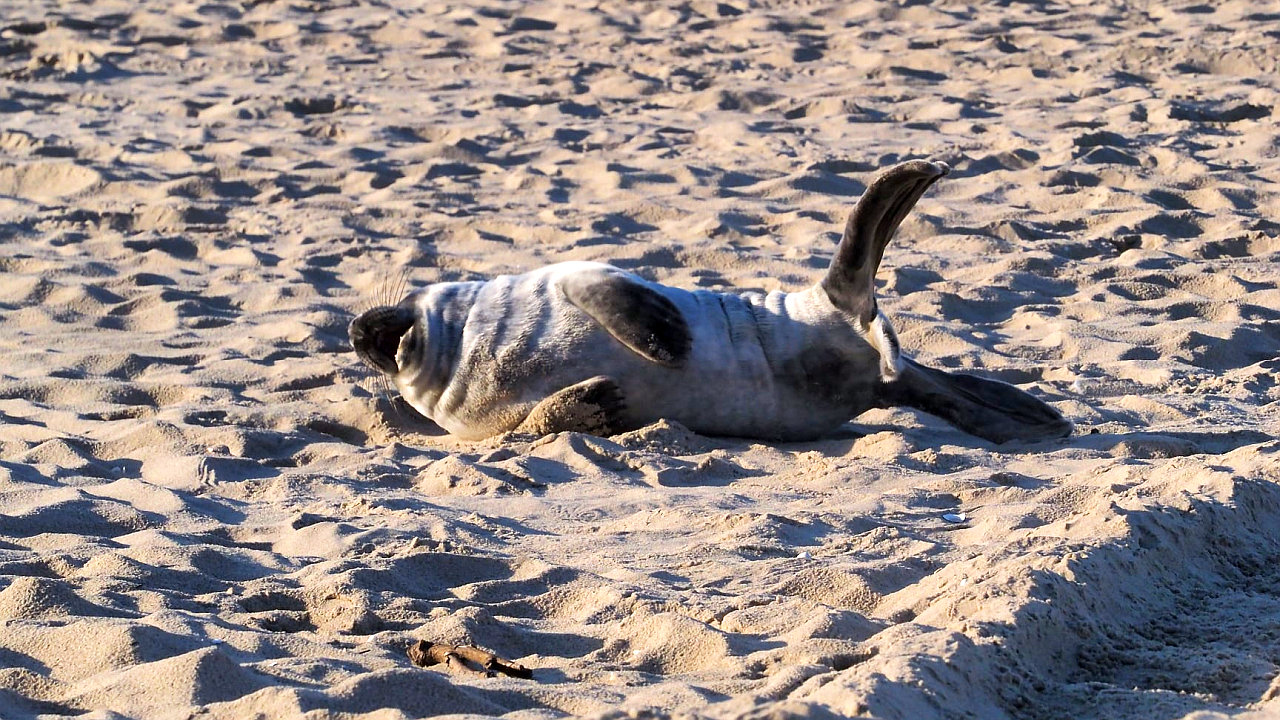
[349,305,415,375]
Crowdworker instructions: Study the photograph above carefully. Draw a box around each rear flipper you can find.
[822,160,950,324]
[880,357,1072,444]
[516,376,628,437]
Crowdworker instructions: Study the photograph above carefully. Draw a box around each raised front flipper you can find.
[516,375,628,436]
[559,268,691,367]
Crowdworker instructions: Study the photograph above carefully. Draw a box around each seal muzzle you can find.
[349,305,415,375]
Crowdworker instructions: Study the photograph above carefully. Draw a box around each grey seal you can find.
[350,160,1072,444]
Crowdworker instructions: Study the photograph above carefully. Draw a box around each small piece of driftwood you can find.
[407,640,533,680]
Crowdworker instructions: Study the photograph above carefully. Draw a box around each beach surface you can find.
[1,0,1279,718]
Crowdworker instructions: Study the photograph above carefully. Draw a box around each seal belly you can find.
[617,285,877,439]
[754,288,884,436]
[671,290,781,435]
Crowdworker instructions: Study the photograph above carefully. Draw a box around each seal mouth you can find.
[349,305,415,376]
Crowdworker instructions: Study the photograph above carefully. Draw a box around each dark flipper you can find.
[880,357,1073,444]
[559,268,691,367]
[822,160,949,324]
[516,375,628,437]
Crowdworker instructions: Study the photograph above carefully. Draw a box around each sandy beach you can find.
[1,0,1279,718]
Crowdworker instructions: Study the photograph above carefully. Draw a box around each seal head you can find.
[349,304,415,376]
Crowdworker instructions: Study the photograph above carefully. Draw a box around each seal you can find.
[350,160,1072,444]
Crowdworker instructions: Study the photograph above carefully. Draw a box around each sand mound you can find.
[0,161,100,200]
[0,577,128,620]
[69,646,273,714]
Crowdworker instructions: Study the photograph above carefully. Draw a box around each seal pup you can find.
[350,160,1072,444]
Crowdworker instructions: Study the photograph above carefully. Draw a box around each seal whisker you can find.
[353,364,377,394]
[385,269,398,307]
[376,270,390,309]
[377,374,405,423]
[393,266,410,306]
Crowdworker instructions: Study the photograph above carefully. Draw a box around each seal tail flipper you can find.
[880,357,1073,444]
[821,160,949,324]
[516,376,629,437]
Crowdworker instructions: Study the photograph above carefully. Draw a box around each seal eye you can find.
[349,306,415,375]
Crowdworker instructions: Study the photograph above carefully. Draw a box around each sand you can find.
[1,0,1279,718]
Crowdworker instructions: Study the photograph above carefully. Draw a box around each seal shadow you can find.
[378,396,449,437]
[816,421,1273,460]
[1070,428,1274,460]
